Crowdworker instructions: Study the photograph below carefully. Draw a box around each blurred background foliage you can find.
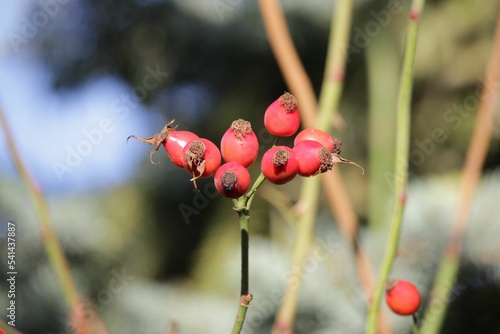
[1,0,500,333]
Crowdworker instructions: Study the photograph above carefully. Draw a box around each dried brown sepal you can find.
[272,149,290,167]
[126,119,177,164]
[318,147,334,173]
[386,279,398,291]
[230,119,253,140]
[185,140,206,187]
[332,154,365,175]
[279,92,298,113]
[221,172,237,196]
[332,136,342,155]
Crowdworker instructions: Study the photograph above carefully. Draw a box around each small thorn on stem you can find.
[409,8,420,21]
[399,192,407,204]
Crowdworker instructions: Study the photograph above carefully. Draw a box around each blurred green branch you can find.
[0,319,22,334]
[421,6,500,333]
[366,1,426,333]
[256,0,379,332]
[0,105,105,334]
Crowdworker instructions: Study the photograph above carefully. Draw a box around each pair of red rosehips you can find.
[127,116,255,197]
[128,92,363,199]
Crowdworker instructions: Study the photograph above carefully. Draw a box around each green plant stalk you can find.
[412,313,420,334]
[231,207,252,334]
[420,251,459,333]
[421,6,500,332]
[271,177,321,332]
[316,0,353,128]
[231,138,277,334]
[0,319,22,334]
[230,174,266,334]
[272,1,354,332]
[0,106,86,330]
[365,1,425,333]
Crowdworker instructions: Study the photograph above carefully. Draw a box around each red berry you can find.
[214,162,251,198]
[294,128,342,154]
[292,140,333,177]
[163,130,199,168]
[385,279,421,316]
[183,138,221,183]
[261,146,299,185]
[220,119,259,168]
[264,92,300,137]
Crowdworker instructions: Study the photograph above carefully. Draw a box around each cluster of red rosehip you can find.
[128,92,422,320]
[128,92,364,197]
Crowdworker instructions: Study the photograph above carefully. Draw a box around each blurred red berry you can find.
[264,92,300,137]
[294,128,342,154]
[261,146,299,185]
[385,279,421,316]
[163,130,199,168]
[292,140,332,177]
[214,162,251,198]
[221,119,259,168]
[183,138,221,183]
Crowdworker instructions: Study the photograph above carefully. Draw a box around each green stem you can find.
[231,207,253,334]
[231,135,279,333]
[272,1,354,332]
[0,105,88,332]
[366,1,426,333]
[245,172,267,210]
[420,250,459,333]
[231,169,269,333]
[412,314,420,334]
[421,6,500,333]
[272,177,321,332]
[239,210,250,296]
[0,319,23,334]
[316,0,354,128]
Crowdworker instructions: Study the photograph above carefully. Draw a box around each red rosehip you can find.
[214,162,251,198]
[183,138,221,184]
[294,128,342,154]
[293,140,365,176]
[220,119,259,168]
[264,92,301,137]
[292,140,333,177]
[385,279,421,316]
[261,146,299,185]
[163,130,199,168]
